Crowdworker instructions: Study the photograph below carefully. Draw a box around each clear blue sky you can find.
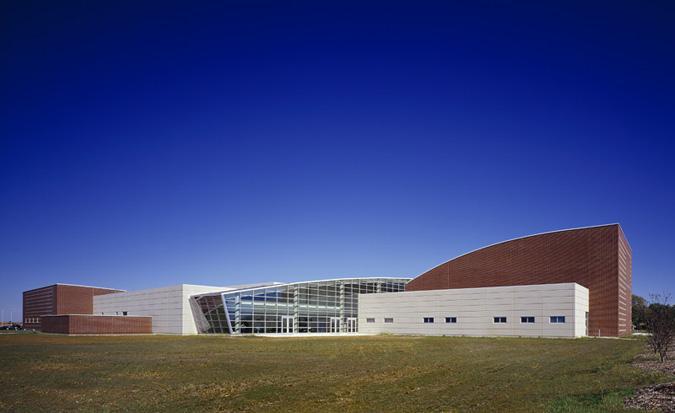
[2,1,674,320]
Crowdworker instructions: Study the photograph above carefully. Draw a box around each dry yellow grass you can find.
[0,333,669,412]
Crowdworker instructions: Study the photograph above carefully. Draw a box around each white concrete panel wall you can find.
[93,284,226,334]
[574,283,590,337]
[358,283,589,338]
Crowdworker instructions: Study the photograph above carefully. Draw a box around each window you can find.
[520,316,535,323]
[550,316,566,323]
[445,317,457,323]
[493,316,507,323]
[366,318,375,323]
[122,311,128,316]
[423,317,434,323]
[384,318,394,323]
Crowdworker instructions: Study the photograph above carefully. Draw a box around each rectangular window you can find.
[384,318,394,323]
[493,316,507,323]
[445,317,457,323]
[366,318,375,323]
[423,317,434,323]
[550,316,566,323]
[520,316,535,323]
[122,311,128,316]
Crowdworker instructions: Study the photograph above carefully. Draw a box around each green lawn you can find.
[0,334,668,412]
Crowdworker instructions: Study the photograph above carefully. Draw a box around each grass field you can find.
[0,334,669,412]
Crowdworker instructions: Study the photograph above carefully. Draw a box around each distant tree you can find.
[632,294,648,331]
[645,294,675,362]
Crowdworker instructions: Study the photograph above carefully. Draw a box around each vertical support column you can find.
[293,286,299,333]
[339,282,345,332]
[234,295,241,334]
[221,294,234,334]
[263,289,267,334]
[251,292,255,333]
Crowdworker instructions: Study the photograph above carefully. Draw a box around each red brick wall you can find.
[22,285,57,330]
[618,227,632,336]
[41,315,152,334]
[55,285,122,315]
[406,224,631,337]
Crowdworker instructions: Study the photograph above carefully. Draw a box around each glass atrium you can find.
[192,278,408,334]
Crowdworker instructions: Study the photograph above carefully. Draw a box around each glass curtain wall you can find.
[193,278,408,334]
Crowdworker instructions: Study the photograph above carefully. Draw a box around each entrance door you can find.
[329,317,341,333]
[346,317,357,333]
[281,316,294,333]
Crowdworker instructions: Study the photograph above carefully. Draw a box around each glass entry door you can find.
[329,317,341,333]
[346,317,357,332]
[281,316,294,333]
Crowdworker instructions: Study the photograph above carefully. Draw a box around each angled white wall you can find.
[573,283,590,337]
[93,284,227,335]
[358,283,589,338]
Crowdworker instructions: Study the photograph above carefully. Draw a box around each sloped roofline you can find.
[192,276,411,297]
[23,283,126,293]
[411,223,624,283]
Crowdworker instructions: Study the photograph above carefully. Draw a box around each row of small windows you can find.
[485,316,566,324]
[24,317,40,324]
[491,316,567,324]
[366,316,567,324]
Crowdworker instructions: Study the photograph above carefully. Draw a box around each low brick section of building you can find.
[41,315,152,334]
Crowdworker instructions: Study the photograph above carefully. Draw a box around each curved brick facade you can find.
[406,224,632,337]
